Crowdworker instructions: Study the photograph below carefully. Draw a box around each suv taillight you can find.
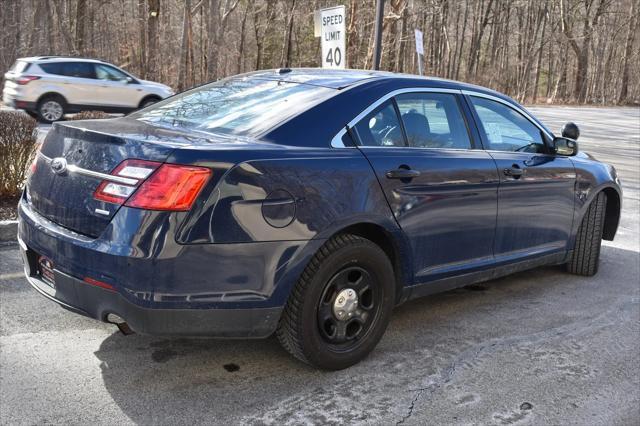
[93,159,211,211]
[16,75,40,85]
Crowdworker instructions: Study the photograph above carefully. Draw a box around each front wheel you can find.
[277,234,395,370]
[566,191,607,276]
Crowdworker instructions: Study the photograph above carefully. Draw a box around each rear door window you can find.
[353,101,405,147]
[63,62,96,79]
[39,62,65,75]
[395,93,472,149]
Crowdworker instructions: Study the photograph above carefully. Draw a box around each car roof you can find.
[18,56,106,64]
[241,68,510,98]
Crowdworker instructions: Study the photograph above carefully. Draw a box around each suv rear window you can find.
[10,61,31,73]
[131,78,335,137]
[40,62,96,79]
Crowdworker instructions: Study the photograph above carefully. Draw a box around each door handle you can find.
[503,164,523,178]
[385,169,421,179]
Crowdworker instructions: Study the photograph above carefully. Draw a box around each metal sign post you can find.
[315,6,346,69]
[415,29,424,75]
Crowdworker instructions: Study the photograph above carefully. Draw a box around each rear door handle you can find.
[503,164,523,178]
[385,169,421,179]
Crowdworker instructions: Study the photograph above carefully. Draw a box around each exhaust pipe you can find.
[106,313,136,336]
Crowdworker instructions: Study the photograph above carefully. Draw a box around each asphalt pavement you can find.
[1,106,638,425]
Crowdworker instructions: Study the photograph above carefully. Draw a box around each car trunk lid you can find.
[27,118,206,237]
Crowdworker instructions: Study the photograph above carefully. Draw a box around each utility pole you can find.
[372,0,384,70]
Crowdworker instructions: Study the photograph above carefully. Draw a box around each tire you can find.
[139,96,160,109]
[37,95,66,123]
[277,234,395,370]
[566,191,607,276]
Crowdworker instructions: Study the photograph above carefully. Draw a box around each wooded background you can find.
[1,0,638,105]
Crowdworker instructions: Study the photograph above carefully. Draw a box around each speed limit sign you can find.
[319,6,346,69]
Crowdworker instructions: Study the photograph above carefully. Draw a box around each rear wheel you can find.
[37,95,65,123]
[566,192,607,276]
[277,234,395,370]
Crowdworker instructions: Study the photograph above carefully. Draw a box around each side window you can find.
[39,63,65,76]
[470,96,545,153]
[61,62,96,79]
[395,93,472,149]
[353,100,405,147]
[95,64,130,82]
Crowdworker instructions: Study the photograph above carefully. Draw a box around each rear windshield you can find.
[10,60,31,73]
[131,77,335,137]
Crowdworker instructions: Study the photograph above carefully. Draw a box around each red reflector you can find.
[125,164,211,211]
[83,277,116,292]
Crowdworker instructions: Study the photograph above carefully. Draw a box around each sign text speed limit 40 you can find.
[320,6,346,69]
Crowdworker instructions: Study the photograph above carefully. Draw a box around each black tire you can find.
[277,234,395,370]
[139,96,161,109]
[37,95,66,123]
[567,191,607,276]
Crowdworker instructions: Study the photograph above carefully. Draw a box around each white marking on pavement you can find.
[0,272,24,280]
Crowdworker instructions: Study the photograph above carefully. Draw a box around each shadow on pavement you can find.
[93,245,639,424]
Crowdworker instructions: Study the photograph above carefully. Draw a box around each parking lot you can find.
[1,106,638,425]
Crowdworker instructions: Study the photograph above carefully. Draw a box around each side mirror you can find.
[553,137,578,156]
[561,122,580,140]
[125,76,134,84]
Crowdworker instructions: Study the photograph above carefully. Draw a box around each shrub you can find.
[0,111,38,198]
[69,110,112,120]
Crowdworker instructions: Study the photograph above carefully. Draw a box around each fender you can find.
[570,155,622,247]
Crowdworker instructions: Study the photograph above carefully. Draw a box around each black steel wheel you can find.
[316,266,381,350]
[277,234,395,370]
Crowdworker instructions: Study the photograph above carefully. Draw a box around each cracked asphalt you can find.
[1,106,639,425]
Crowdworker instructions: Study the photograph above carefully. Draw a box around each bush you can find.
[69,110,112,120]
[0,111,38,198]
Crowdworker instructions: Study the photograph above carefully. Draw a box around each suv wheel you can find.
[277,234,395,370]
[37,96,65,123]
[566,191,607,276]
[140,96,160,109]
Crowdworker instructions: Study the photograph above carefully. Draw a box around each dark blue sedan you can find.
[18,69,622,369]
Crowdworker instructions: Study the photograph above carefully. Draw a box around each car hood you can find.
[138,79,173,93]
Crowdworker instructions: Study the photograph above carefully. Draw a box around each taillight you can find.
[93,159,160,204]
[125,164,211,211]
[93,159,211,211]
[16,75,40,85]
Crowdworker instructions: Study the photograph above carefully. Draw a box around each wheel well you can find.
[601,188,620,241]
[336,223,406,304]
[36,92,67,107]
[138,95,161,108]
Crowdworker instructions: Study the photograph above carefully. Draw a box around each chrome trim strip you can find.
[331,87,461,148]
[37,152,138,186]
[330,127,348,148]
[460,90,553,139]
[346,87,461,129]
[330,86,553,148]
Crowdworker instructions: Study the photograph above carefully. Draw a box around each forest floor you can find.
[0,106,638,425]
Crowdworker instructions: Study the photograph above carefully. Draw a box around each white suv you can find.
[2,56,173,123]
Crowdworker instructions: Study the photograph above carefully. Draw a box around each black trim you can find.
[22,257,282,338]
[64,104,136,114]
[403,251,567,301]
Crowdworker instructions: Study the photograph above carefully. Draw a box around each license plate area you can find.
[37,255,56,288]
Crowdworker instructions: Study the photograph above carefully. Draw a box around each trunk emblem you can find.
[50,157,68,175]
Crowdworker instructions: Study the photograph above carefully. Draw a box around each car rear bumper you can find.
[16,197,309,338]
[18,248,282,337]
